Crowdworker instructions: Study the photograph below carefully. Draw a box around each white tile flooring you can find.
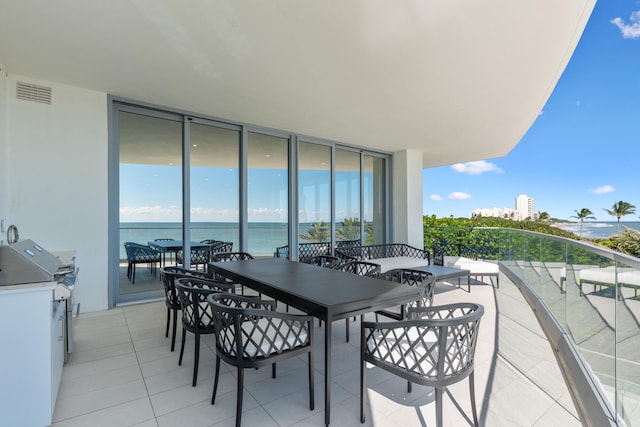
[52,276,581,426]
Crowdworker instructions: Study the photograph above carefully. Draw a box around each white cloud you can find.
[576,100,581,107]
[450,160,503,175]
[590,185,615,195]
[611,11,640,39]
[429,194,443,201]
[448,192,472,200]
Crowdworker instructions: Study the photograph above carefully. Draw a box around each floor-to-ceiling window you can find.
[298,142,331,244]
[118,109,183,301]
[112,101,390,305]
[189,121,240,253]
[247,132,289,256]
[364,154,386,245]
[335,149,361,243]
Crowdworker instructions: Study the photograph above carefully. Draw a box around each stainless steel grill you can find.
[0,239,79,360]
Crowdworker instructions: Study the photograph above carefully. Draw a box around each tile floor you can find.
[52,275,581,426]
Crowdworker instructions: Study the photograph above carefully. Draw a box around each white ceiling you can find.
[0,0,595,168]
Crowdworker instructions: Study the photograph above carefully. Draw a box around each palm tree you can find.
[335,217,361,241]
[299,221,330,242]
[603,201,636,234]
[570,208,596,238]
[538,211,550,221]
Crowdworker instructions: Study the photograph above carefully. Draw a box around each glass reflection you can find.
[247,132,288,256]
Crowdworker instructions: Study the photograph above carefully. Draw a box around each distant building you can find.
[472,207,520,220]
[516,194,535,220]
[472,194,536,221]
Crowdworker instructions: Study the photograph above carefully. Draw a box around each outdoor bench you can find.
[274,240,360,261]
[335,243,430,273]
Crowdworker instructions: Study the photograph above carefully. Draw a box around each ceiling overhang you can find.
[0,0,595,168]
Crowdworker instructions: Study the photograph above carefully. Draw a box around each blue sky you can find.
[423,1,640,221]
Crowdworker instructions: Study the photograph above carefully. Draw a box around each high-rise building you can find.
[516,194,534,220]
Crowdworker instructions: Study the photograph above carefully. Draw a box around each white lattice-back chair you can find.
[360,302,484,427]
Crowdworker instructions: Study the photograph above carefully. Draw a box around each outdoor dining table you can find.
[208,258,420,426]
[147,240,210,267]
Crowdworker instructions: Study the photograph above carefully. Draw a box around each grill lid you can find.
[0,239,62,286]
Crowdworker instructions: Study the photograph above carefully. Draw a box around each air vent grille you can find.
[16,81,52,104]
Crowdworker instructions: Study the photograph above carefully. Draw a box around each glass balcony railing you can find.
[425,226,640,426]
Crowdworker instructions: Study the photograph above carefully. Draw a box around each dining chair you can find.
[208,292,315,427]
[210,252,255,295]
[123,242,161,284]
[159,267,211,352]
[201,239,234,256]
[376,268,436,321]
[305,254,342,268]
[336,260,381,277]
[360,302,484,427]
[175,277,236,386]
[335,260,382,341]
[176,246,211,271]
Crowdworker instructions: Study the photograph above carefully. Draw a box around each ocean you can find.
[121,222,307,259]
[553,221,640,239]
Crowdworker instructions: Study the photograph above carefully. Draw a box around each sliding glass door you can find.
[335,149,361,243]
[112,101,390,305]
[118,109,183,301]
[189,121,240,257]
[247,132,289,256]
[298,142,331,244]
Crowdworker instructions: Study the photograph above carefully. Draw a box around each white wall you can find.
[0,64,8,232]
[392,149,424,248]
[6,75,108,311]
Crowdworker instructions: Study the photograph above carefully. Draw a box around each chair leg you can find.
[178,328,186,365]
[345,318,349,342]
[360,348,366,422]
[407,380,412,393]
[435,387,443,427]
[236,368,244,427]
[308,350,315,411]
[192,332,200,387]
[132,264,136,284]
[469,372,479,426]
[165,307,170,338]
[272,363,277,379]
[211,356,221,404]
[171,309,178,352]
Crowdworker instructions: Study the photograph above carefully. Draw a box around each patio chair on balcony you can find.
[304,254,342,268]
[208,292,314,427]
[201,239,234,255]
[360,302,484,427]
[176,245,212,271]
[335,260,382,341]
[175,277,236,386]
[210,252,255,296]
[124,242,161,284]
[336,260,381,277]
[376,268,436,321]
[159,267,211,352]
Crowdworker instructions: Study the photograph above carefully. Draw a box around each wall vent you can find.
[16,81,52,104]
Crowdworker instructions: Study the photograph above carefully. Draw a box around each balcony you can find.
[54,228,634,426]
